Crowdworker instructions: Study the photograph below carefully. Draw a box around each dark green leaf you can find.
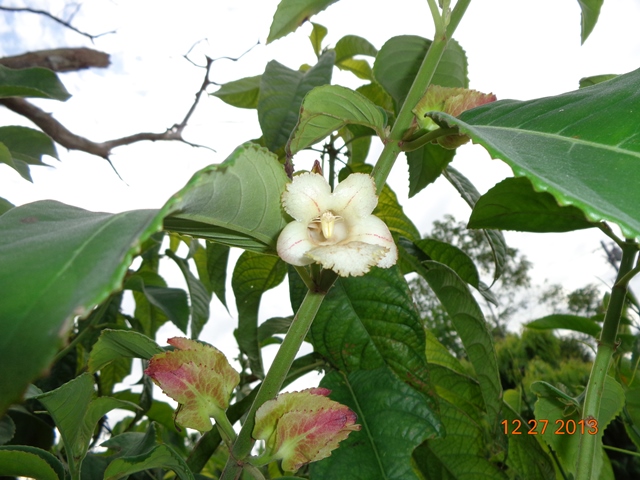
[259,52,334,153]
[211,75,261,109]
[431,67,640,239]
[0,445,66,480]
[469,177,594,233]
[88,329,163,373]
[232,251,287,378]
[267,0,338,43]
[0,126,58,164]
[0,197,13,216]
[443,166,508,283]
[113,391,183,435]
[103,444,195,480]
[413,238,480,288]
[205,242,230,309]
[309,23,328,57]
[0,200,168,414]
[373,36,467,111]
[165,249,211,339]
[101,423,157,456]
[0,449,60,480]
[0,415,15,444]
[578,0,604,44]
[334,35,377,62]
[287,84,386,156]
[407,142,455,197]
[526,314,601,337]
[257,316,293,344]
[126,275,189,333]
[164,143,289,254]
[310,368,440,480]
[0,65,70,100]
[579,73,617,88]
[375,184,421,243]
[290,266,439,409]
[418,261,502,427]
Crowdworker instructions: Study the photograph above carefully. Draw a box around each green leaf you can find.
[0,449,60,480]
[526,314,602,337]
[310,368,440,480]
[0,445,66,480]
[104,444,195,480]
[165,250,211,339]
[443,166,508,283]
[205,242,230,309]
[375,184,421,243]
[534,375,623,477]
[211,75,261,109]
[0,200,170,415]
[258,316,293,345]
[267,0,339,43]
[334,35,377,63]
[163,143,289,254]
[579,73,617,88]
[101,422,157,456]
[35,373,138,477]
[373,36,468,112]
[88,329,163,373]
[0,126,58,164]
[232,251,287,378]
[0,415,15,444]
[0,65,70,100]
[430,68,640,240]
[0,197,14,216]
[310,23,328,57]
[259,52,334,153]
[290,266,440,412]
[287,85,386,156]
[407,143,455,197]
[418,261,502,427]
[125,275,189,333]
[335,58,372,80]
[578,0,604,44]
[469,177,594,233]
[413,238,480,288]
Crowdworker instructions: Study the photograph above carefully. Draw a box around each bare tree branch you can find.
[0,48,110,72]
[0,6,115,41]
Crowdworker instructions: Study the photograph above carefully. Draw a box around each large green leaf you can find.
[258,52,334,153]
[211,75,261,109]
[163,143,289,253]
[232,251,287,378]
[373,36,468,112]
[0,449,60,480]
[0,65,70,100]
[0,446,66,480]
[267,0,339,43]
[35,373,138,477]
[310,368,440,480]
[418,261,502,427]
[88,329,163,373]
[430,68,640,239]
[526,314,601,338]
[289,266,440,412]
[0,200,170,415]
[578,0,604,44]
[287,85,386,156]
[0,126,59,182]
[104,444,195,480]
[469,176,594,233]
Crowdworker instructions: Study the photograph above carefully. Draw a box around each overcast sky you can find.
[2,0,640,389]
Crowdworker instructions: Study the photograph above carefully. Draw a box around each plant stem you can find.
[575,239,638,480]
[220,285,332,479]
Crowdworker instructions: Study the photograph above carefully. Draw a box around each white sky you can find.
[2,0,640,392]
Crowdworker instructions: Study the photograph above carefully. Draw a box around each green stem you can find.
[214,411,238,447]
[400,127,458,151]
[371,0,471,193]
[575,239,638,480]
[220,283,333,479]
[603,444,640,458]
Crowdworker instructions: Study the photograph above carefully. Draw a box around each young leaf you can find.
[232,251,287,378]
[430,67,640,240]
[103,444,195,480]
[578,0,604,44]
[164,143,289,254]
[526,314,601,337]
[211,75,261,109]
[579,73,617,88]
[0,200,169,415]
[334,35,377,80]
[287,85,386,156]
[309,23,328,57]
[469,177,594,232]
[88,329,163,373]
[258,52,334,153]
[267,0,339,43]
[0,65,70,100]
[310,368,441,480]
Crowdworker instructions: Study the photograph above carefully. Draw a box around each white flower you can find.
[276,172,397,277]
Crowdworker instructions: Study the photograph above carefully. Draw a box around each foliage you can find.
[2,2,640,480]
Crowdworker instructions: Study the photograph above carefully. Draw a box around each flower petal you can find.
[277,221,315,266]
[330,173,378,219]
[347,215,398,268]
[306,241,387,277]
[282,173,331,222]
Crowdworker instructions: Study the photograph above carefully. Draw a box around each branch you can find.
[0,48,110,72]
[0,6,114,41]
